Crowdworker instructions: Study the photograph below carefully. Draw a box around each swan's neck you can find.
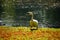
[31,14,33,20]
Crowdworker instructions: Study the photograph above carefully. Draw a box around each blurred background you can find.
[0,0,60,28]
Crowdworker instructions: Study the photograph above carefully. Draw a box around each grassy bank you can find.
[0,26,60,40]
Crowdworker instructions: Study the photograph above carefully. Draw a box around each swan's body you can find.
[30,19,38,27]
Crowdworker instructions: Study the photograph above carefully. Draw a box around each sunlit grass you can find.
[0,26,60,40]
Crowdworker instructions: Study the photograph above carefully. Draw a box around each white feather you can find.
[32,19,38,23]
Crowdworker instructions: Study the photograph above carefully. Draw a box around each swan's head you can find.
[27,12,33,16]
[27,12,34,20]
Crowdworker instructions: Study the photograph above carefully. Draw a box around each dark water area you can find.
[0,0,60,28]
[46,6,60,28]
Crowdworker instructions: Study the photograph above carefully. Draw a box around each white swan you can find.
[27,12,38,30]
